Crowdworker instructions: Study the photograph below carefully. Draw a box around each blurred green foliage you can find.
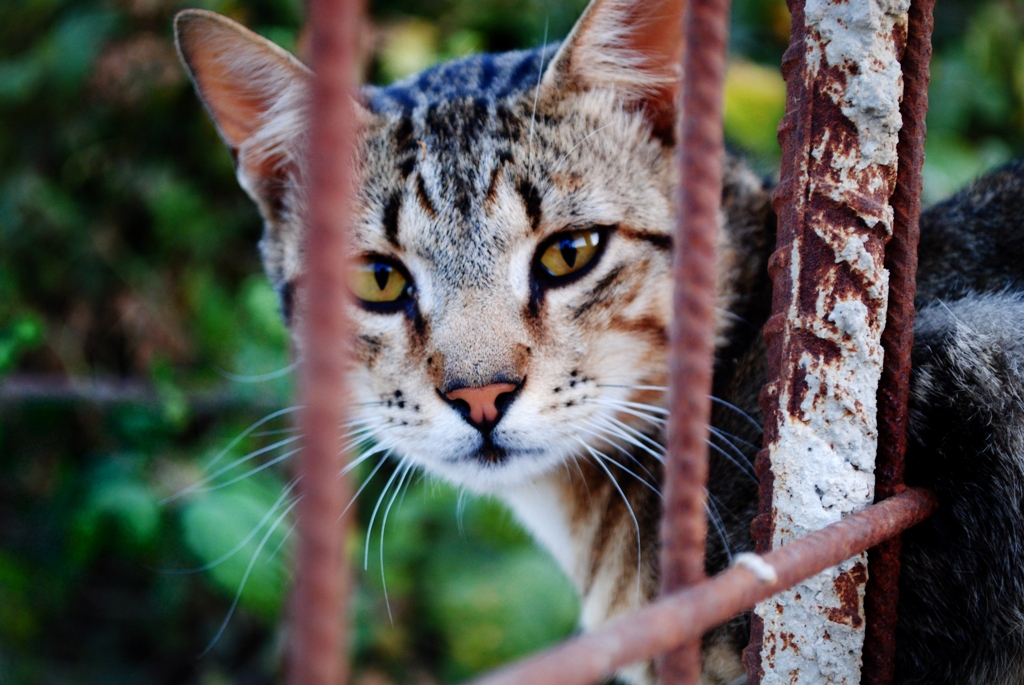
[1,0,1023,683]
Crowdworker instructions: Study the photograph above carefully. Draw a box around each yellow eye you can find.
[538,229,603,278]
[350,258,409,304]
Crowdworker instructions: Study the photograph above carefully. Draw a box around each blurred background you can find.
[1,0,1022,683]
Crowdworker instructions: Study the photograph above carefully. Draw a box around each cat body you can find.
[174,1,1024,683]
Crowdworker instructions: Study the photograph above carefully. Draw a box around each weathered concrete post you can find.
[745,1,910,683]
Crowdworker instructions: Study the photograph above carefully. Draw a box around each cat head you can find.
[174,0,691,491]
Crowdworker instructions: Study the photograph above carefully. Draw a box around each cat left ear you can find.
[174,10,313,179]
[175,8,331,228]
[541,0,686,139]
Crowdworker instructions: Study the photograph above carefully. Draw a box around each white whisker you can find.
[601,415,664,451]
[708,427,758,471]
[552,123,616,173]
[268,519,297,562]
[199,495,299,658]
[704,439,758,482]
[708,396,763,433]
[590,415,666,464]
[584,398,666,426]
[193,446,302,494]
[364,459,408,570]
[570,454,592,501]
[593,385,764,434]
[163,434,303,505]
[709,425,760,452]
[596,398,670,415]
[561,459,575,487]
[340,439,395,477]
[161,477,299,575]
[589,395,758,482]
[380,461,414,623]
[715,306,752,327]
[251,427,303,438]
[216,360,301,383]
[340,452,391,520]
[580,421,661,486]
[527,18,550,161]
[399,469,420,509]
[202,406,302,472]
[577,431,661,498]
[705,491,733,563]
[576,437,643,602]
[456,488,469,537]
[341,419,388,438]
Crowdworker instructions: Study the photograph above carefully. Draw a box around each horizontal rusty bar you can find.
[466,487,938,685]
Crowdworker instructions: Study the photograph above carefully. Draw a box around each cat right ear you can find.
[174,10,312,198]
[541,0,687,140]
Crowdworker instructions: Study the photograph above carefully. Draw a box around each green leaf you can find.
[377,19,440,84]
[241,276,289,348]
[0,59,43,104]
[256,26,299,54]
[43,10,118,91]
[724,59,786,160]
[144,172,221,258]
[424,545,579,680]
[73,462,162,561]
[0,312,44,372]
[181,490,290,618]
[923,134,1012,204]
[150,357,191,429]
[0,552,38,642]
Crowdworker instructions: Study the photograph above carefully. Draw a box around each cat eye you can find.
[350,256,412,309]
[535,228,606,282]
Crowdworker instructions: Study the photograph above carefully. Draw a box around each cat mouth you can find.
[476,443,509,464]
[468,436,545,465]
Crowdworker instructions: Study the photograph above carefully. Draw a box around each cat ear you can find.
[542,0,686,137]
[174,10,313,193]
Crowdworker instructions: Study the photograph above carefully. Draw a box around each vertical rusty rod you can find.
[291,0,364,683]
[862,0,934,683]
[658,0,731,682]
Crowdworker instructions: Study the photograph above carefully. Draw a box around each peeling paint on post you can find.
[745,1,910,684]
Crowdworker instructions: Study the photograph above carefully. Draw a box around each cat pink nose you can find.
[445,383,518,426]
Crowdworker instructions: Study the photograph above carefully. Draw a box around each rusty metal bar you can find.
[861,1,934,683]
[745,1,911,683]
[290,0,364,683]
[0,374,281,412]
[658,0,731,681]
[467,488,937,685]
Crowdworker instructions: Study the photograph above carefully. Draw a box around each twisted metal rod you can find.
[660,0,732,680]
[863,1,936,682]
[290,0,364,682]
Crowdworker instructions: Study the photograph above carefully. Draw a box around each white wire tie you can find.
[732,552,779,586]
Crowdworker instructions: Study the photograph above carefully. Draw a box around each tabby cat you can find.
[173,0,1024,683]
